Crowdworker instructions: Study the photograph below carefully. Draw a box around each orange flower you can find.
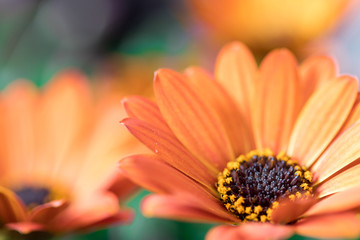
[120,42,360,239]
[185,0,351,52]
[0,70,141,235]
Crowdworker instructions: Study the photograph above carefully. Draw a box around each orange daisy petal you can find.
[206,225,239,240]
[252,49,300,153]
[214,42,257,127]
[206,223,293,240]
[317,162,360,197]
[1,80,38,182]
[185,66,253,156]
[288,75,358,167]
[121,118,216,185]
[119,154,208,195]
[30,200,69,223]
[340,93,360,133]
[154,68,234,170]
[77,209,134,231]
[6,222,45,234]
[299,55,337,105]
[271,197,317,224]
[294,212,360,239]
[119,154,236,220]
[312,120,360,183]
[305,185,360,216]
[36,70,92,179]
[52,192,120,231]
[0,186,27,223]
[107,173,138,201]
[142,194,236,224]
[122,96,170,132]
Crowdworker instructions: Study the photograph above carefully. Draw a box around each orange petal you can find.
[1,80,38,181]
[120,154,215,201]
[252,49,300,153]
[299,55,337,105]
[65,93,141,197]
[51,191,120,232]
[271,197,317,224]
[316,162,360,197]
[312,120,360,183]
[206,225,240,240]
[107,173,139,201]
[121,118,217,185]
[141,194,236,223]
[6,222,44,234]
[119,154,235,220]
[288,76,358,167]
[30,200,69,223]
[154,68,234,170]
[294,212,360,239]
[184,66,253,156]
[206,223,293,240]
[214,42,257,128]
[305,185,360,216]
[122,96,170,132]
[0,186,27,223]
[340,93,360,133]
[78,209,134,231]
[36,70,92,180]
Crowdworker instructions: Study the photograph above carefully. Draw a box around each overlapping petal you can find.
[299,55,337,105]
[312,120,360,183]
[185,66,254,156]
[294,212,360,239]
[123,96,170,132]
[121,118,217,186]
[206,223,293,240]
[252,49,300,153]
[288,76,358,167]
[340,93,360,132]
[0,186,26,223]
[215,42,257,127]
[30,200,69,223]
[305,186,360,216]
[119,154,237,221]
[154,68,234,170]
[142,194,235,223]
[6,222,45,234]
[317,161,360,197]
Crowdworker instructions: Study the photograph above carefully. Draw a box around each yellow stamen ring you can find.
[216,149,313,223]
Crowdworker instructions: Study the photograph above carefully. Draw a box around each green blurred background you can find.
[1,0,360,239]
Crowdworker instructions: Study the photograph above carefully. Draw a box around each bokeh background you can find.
[1,0,360,239]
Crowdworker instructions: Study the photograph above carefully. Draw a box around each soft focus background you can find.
[1,0,360,239]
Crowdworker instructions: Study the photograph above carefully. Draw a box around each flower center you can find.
[216,149,313,223]
[15,186,51,208]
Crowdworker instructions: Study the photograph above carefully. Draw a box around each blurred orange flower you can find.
[120,42,360,239]
[0,70,141,235]
[186,0,351,53]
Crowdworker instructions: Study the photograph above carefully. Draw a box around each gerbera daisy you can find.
[0,70,141,237]
[120,42,360,239]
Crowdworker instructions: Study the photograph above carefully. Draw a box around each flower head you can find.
[0,70,141,235]
[186,0,351,52]
[120,42,360,239]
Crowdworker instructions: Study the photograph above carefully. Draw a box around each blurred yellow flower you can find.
[186,0,351,52]
[0,70,142,235]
